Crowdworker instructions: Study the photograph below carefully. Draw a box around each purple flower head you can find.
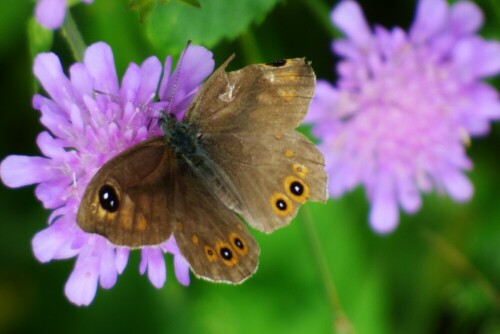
[0,42,214,305]
[306,0,500,233]
[35,0,94,30]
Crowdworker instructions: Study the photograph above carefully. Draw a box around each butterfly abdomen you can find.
[186,154,243,212]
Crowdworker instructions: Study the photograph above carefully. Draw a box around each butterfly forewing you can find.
[185,58,315,134]
[77,137,176,247]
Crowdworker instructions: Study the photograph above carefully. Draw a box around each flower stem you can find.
[61,10,87,62]
[300,205,355,334]
[419,226,500,308]
[300,0,340,39]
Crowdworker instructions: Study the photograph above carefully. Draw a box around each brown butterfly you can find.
[77,56,327,283]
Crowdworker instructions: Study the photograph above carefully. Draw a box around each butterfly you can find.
[77,55,327,283]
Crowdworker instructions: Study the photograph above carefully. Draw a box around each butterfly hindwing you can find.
[202,131,327,232]
[172,162,259,283]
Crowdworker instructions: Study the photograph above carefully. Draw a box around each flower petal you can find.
[440,169,473,202]
[139,248,148,275]
[64,250,99,306]
[32,218,78,262]
[33,52,75,110]
[35,0,66,29]
[174,255,190,286]
[161,237,190,285]
[158,56,173,101]
[369,176,399,234]
[99,244,118,289]
[453,37,500,79]
[397,175,422,213]
[331,1,372,49]
[136,56,162,105]
[0,155,59,188]
[120,63,141,105]
[448,1,483,36]
[70,63,93,98]
[39,104,73,140]
[144,248,166,288]
[115,247,130,274]
[161,45,214,118]
[173,45,214,99]
[84,42,119,96]
[36,131,66,159]
[306,80,339,124]
[35,180,69,209]
[472,41,500,78]
[410,0,447,43]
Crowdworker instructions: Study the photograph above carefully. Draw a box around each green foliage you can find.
[1,1,500,334]
[146,0,281,56]
[129,0,158,23]
[28,18,54,57]
[128,0,202,25]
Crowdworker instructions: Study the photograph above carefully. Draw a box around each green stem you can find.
[60,10,87,62]
[300,0,340,39]
[419,226,500,308]
[301,206,355,334]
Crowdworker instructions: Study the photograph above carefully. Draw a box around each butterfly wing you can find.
[77,137,259,282]
[185,57,314,134]
[172,163,259,283]
[185,58,327,232]
[77,137,176,247]
[202,131,326,232]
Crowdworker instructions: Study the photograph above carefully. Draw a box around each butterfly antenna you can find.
[164,40,192,117]
[93,87,160,124]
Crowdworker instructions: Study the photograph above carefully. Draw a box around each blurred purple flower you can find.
[35,0,93,30]
[306,0,500,233]
[0,42,214,305]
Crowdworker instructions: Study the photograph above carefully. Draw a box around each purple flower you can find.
[0,42,214,305]
[306,0,500,233]
[35,0,93,30]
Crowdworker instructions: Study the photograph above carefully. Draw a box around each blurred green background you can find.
[1,0,500,333]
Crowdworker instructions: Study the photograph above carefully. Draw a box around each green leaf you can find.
[147,0,281,56]
[129,0,201,24]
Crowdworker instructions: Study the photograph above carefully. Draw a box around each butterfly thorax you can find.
[160,114,244,212]
[161,114,198,155]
